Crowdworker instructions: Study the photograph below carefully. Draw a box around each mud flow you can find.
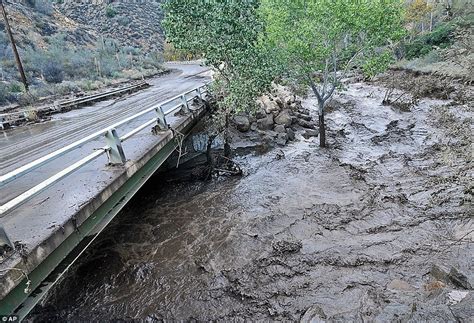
[30,78,473,322]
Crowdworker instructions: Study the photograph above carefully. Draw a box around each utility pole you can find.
[0,0,28,91]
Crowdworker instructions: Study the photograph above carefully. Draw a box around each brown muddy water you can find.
[29,81,473,322]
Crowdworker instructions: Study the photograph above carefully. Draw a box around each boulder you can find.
[261,96,280,115]
[257,114,274,130]
[250,122,257,131]
[255,107,266,120]
[284,95,295,106]
[233,115,250,132]
[297,119,317,129]
[274,125,286,133]
[286,128,296,141]
[276,133,288,146]
[274,110,292,127]
[303,129,319,139]
[294,111,312,122]
[274,96,285,109]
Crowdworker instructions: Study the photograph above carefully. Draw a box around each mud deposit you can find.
[30,81,473,322]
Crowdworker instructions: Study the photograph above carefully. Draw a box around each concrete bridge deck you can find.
[0,64,211,317]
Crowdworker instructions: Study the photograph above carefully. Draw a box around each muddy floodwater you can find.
[30,80,473,321]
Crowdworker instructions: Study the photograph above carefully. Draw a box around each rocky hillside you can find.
[0,0,97,50]
[0,0,164,52]
[58,0,165,53]
[0,0,165,107]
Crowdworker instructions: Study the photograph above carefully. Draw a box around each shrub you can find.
[0,83,9,104]
[9,82,23,93]
[43,60,64,83]
[105,5,118,18]
[116,15,132,26]
[404,22,456,59]
[362,51,394,79]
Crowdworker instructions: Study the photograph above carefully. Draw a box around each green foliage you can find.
[8,82,24,93]
[163,0,278,115]
[362,51,394,79]
[404,22,456,59]
[262,0,405,109]
[105,5,118,18]
[0,83,9,104]
[43,60,64,83]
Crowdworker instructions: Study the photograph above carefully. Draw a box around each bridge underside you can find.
[0,103,207,318]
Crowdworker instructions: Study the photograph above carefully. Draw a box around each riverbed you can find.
[30,79,473,321]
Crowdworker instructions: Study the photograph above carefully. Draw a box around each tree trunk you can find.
[224,114,231,158]
[319,111,326,148]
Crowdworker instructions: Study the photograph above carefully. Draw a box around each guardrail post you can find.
[0,116,6,130]
[0,226,14,249]
[181,94,190,113]
[105,129,126,164]
[155,106,168,131]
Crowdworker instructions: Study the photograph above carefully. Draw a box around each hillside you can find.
[0,0,165,107]
[58,0,165,53]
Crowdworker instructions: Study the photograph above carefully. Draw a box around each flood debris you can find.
[29,71,473,322]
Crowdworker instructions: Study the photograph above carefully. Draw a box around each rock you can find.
[262,96,280,114]
[255,109,266,119]
[431,264,450,282]
[284,95,295,106]
[274,97,284,109]
[266,130,278,138]
[297,119,317,129]
[250,122,257,131]
[275,150,285,160]
[299,107,311,115]
[257,114,274,130]
[300,305,327,323]
[274,125,286,133]
[276,133,288,146]
[286,128,296,141]
[233,115,250,132]
[423,280,446,292]
[447,290,469,305]
[387,279,416,291]
[303,129,319,139]
[295,111,312,122]
[274,110,292,127]
[449,267,472,290]
[431,265,473,289]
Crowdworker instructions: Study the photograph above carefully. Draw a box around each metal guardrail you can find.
[0,81,149,130]
[0,83,210,217]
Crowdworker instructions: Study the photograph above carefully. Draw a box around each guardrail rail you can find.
[0,83,210,218]
[0,81,149,130]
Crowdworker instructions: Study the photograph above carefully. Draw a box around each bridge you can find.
[0,64,211,319]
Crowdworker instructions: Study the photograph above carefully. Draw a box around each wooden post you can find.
[0,0,28,91]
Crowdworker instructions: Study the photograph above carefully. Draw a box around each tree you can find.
[406,0,434,33]
[261,0,405,147]
[162,0,278,158]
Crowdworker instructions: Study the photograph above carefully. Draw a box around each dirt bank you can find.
[29,75,473,321]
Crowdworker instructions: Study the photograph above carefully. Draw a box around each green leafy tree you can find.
[162,0,278,157]
[261,0,405,147]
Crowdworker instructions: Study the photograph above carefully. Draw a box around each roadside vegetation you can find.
[0,33,163,106]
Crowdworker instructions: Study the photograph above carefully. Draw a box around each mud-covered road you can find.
[30,77,473,321]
